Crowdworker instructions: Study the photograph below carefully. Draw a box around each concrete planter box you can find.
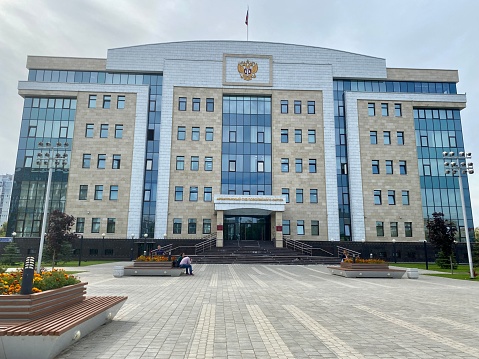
[123,261,184,276]
[328,263,405,279]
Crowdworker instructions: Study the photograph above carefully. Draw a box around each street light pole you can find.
[443,151,475,279]
[423,239,428,270]
[143,233,148,256]
[392,239,397,263]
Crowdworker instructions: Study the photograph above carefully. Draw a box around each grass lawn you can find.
[2,260,118,269]
[393,262,478,281]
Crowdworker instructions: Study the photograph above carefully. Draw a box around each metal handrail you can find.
[283,238,312,256]
[337,245,361,258]
[314,247,335,256]
[195,237,217,254]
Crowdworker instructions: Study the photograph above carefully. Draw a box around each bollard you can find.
[20,257,35,295]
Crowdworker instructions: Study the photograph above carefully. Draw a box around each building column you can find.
[274,211,283,248]
[216,210,224,248]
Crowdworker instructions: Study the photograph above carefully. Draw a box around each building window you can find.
[192,98,200,111]
[295,158,303,173]
[112,154,121,169]
[97,154,106,169]
[369,131,377,144]
[390,222,398,237]
[91,218,100,233]
[381,103,388,116]
[399,160,407,175]
[82,154,91,168]
[281,158,289,172]
[103,95,111,109]
[205,157,213,171]
[191,156,199,171]
[144,190,151,201]
[310,189,318,203]
[85,124,94,138]
[203,219,212,234]
[109,185,118,200]
[205,127,214,141]
[112,125,123,140]
[376,221,384,236]
[307,101,315,114]
[372,160,380,174]
[204,187,212,202]
[146,159,153,170]
[175,186,183,201]
[296,189,303,203]
[28,126,37,137]
[89,95,96,108]
[368,103,375,116]
[229,160,236,172]
[311,220,319,236]
[295,129,302,143]
[173,218,182,234]
[177,126,186,140]
[341,163,348,175]
[405,222,413,237]
[189,186,198,201]
[76,218,85,233]
[192,127,200,141]
[297,220,305,235]
[386,160,393,174]
[176,156,185,170]
[178,97,187,111]
[402,190,410,205]
[394,103,402,117]
[117,95,125,109]
[420,135,428,147]
[374,190,381,205]
[107,218,116,233]
[257,131,264,143]
[281,100,288,114]
[423,164,431,176]
[229,131,236,142]
[397,131,404,145]
[388,190,396,205]
[79,185,88,200]
[383,131,391,145]
[308,130,316,143]
[281,129,288,143]
[282,188,290,203]
[188,219,197,234]
[94,185,103,200]
[100,124,108,138]
[309,159,317,173]
[294,100,301,114]
[206,98,214,112]
[283,220,290,235]
[59,126,68,138]
[257,161,264,172]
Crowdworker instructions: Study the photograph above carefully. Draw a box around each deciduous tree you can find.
[45,210,77,269]
[426,212,457,270]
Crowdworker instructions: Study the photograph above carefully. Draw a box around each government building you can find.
[7,41,474,246]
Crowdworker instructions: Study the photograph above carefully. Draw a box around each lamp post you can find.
[11,232,16,243]
[422,239,429,270]
[443,151,475,279]
[392,239,397,263]
[102,233,105,240]
[36,141,69,273]
[361,239,365,258]
[143,233,148,256]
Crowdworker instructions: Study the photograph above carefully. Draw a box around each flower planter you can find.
[0,282,87,322]
[340,262,389,270]
[329,263,405,279]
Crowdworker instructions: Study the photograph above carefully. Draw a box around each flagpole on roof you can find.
[245,6,249,41]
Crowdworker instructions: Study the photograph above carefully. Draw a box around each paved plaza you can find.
[57,262,479,359]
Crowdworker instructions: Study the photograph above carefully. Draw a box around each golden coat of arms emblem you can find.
[238,60,258,81]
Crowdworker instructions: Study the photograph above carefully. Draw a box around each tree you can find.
[45,210,77,269]
[475,227,479,240]
[0,222,7,237]
[426,212,457,270]
[1,242,21,265]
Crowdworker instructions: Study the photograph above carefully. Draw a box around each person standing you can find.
[179,254,194,275]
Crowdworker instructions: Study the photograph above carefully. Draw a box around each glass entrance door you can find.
[224,215,270,241]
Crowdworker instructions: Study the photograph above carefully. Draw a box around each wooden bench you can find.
[123,261,185,277]
[0,295,127,359]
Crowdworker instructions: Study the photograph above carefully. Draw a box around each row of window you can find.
[281,188,320,203]
[79,185,119,200]
[85,123,123,138]
[172,218,212,234]
[178,97,215,112]
[280,100,316,115]
[368,103,402,117]
[373,190,410,205]
[281,129,316,143]
[376,221,413,237]
[281,158,318,173]
[88,95,125,109]
[82,154,122,169]
[372,160,407,175]
[177,126,214,141]
[175,156,213,171]
[370,131,404,145]
[76,217,116,233]
[282,220,320,236]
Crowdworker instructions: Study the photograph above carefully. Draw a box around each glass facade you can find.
[414,108,474,241]
[221,96,272,195]
[334,79,458,240]
[8,97,76,236]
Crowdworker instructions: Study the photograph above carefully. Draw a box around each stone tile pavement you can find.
[56,262,479,358]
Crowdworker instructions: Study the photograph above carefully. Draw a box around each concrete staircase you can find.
[191,240,339,265]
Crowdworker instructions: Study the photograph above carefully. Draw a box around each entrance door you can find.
[224,215,270,241]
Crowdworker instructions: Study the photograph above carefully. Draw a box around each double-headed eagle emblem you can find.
[238,60,258,81]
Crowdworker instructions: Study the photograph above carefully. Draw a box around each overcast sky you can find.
[1,0,478,225]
